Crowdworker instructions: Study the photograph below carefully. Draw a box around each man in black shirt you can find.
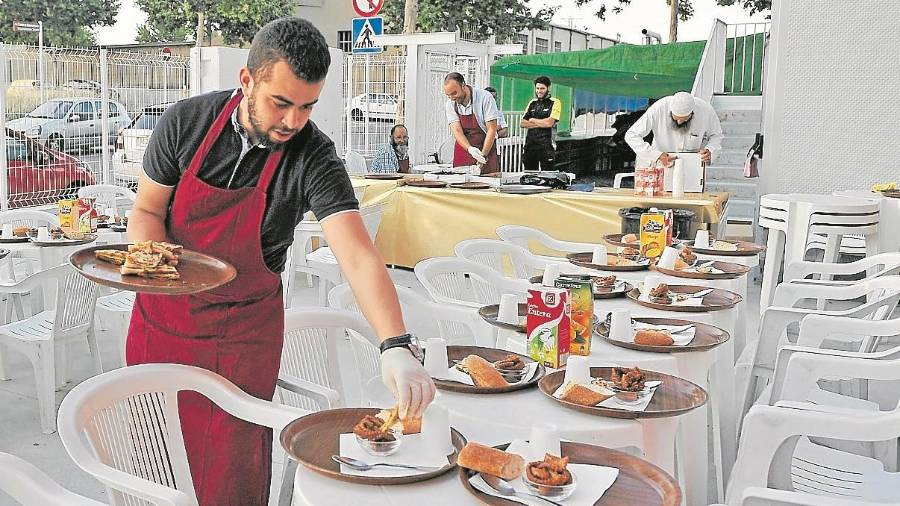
[128,17,433,506]
[520,76,562,171]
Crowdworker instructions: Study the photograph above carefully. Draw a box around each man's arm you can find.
[482,119,498,156]
[448,121,471,151]
[624,107,661,161]
[127,174,173,242]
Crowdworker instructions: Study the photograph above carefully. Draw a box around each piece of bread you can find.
[559,381,613,406]
[622,233,639,244]
[376,408,421,435]
[13,226,31,237]
[673,259,690,271]
[462,355,508,388]
[457,442,525,480]
[634,330,675,346]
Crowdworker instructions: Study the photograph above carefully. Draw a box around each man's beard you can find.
[671,117,692,131]
[248,91,296,148]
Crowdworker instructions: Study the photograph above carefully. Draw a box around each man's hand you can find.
[467,146,487,164]
[381,348,436,419]
[658,152,674,167]
[699,148,711,163]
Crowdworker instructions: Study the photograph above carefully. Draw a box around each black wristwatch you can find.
[379,333,424,363]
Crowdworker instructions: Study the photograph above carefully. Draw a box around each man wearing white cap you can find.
[624,91,723,166]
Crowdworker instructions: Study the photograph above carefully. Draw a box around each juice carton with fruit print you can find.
[526,287,570,369]
[639,208,673,258]
[554,276,593,356]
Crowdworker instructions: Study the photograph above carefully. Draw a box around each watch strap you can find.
[379,333,412,354]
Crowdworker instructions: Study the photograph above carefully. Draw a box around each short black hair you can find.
[247,17,330,83]
[534,76,551,87]
[485,86,497,94]
[444,72,466,85]
[390,124,407,136]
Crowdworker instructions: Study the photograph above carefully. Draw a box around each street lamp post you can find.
[13,21,44,103]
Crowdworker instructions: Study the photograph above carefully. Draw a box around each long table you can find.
[353,179,729,268]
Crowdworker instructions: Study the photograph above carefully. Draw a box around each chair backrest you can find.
[495,225,597,257]
[613,172,635,189]
[0,452,105,506]
[414,257,531,308]
[0,209,59,228]
[455,238,547,279]
[738,486,881,506]
[52,265,100,339]
[78,184,137,216]
[58,363,308,506]
[279,308,373,411]
[345,151,368,175]
[359,203,385,242]
[437,137,455,164]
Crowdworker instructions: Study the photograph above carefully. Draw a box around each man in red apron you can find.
[443,72,501,175]
[126,18,434,505]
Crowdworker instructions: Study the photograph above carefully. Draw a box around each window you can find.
[107,102,122,117]
[72,101,94,121]
[535,37,549,54]
[517,34,529,54]
[554,41,563,52]
[134,112,164,130]
[338,30,352,53]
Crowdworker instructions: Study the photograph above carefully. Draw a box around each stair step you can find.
[717,110,762,123]
[707,165,747,181]
[721,122,760,135]
[707,180,758,199]
[715,149,750,166]
[721,134,755,150]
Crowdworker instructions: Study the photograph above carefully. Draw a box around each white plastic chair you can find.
[77,184,137,215]
[414,257,532,309]
[57,363,310,506]
[437,137,455,165]
[455,238,568,279]
[613,172,635,188]
[0,209,59,316]
[784,251,900,285]
[733,487,877,505]
[344,151,368,175]
[0,452,105,505]
[95,291,135,367]
[328,282,494,347]
[495,225,600,259]
[0,264,100,433]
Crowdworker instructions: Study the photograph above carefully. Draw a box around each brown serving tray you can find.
[626,285,742,312]
[364,173,405,180]
[404,180,448,188]
[682,240,765,257]
[567,252,651,272]
[528,273,632,299]
[653,260,750,280]
[433,345,544,394]
[594,317,730,353]
[448,182,492,190]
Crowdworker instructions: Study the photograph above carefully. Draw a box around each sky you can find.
[94,0,770,46]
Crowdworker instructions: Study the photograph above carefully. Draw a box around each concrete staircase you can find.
[706,95,762,227]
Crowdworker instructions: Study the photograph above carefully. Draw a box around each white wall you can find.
[760,0,900,197]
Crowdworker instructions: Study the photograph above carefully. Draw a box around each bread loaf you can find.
[559,381,613,406]
[634,330,675,346]
[376,408,422,435]
[462,355,508,388]
[457,442,524,480]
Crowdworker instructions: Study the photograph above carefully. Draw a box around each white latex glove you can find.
[467,146,487,165]
[381,348,436,419]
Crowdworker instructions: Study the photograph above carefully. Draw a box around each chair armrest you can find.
[68,458,196,506]
[797,314,900,348]
[784,253,900,282]
[739,487,875,506]
[277,373,340,410]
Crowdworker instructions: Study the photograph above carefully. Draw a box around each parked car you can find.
[112,102,173,187]
[350,93,399,121]
[7,97,131,153]
[5,79,119,118]
[4,128,97,208]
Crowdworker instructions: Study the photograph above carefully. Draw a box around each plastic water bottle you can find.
[672,159,685,199]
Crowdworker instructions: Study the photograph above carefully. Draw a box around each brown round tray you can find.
[594,317,730,353]
[567,252,650,272]
[434,345,545,394]
[626,285,743,312]
[70,243,237,295]
[30,234,97,247]
[652,260,750,280]
[459,441,681,506]
[0,236,30,243]
[404,180,447,188]
[538,367,707,420]
[879,190,900,199]
[448,182,492,190]
[280,407,466,486]
[478,303,527,332]
[364,173,405,180]
[682,240,765,257]
[602,233,684,249]
[527,274,632,299]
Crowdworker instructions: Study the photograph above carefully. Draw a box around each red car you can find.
[5,128,96,208]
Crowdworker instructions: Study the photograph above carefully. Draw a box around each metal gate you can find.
[343,53,407,159]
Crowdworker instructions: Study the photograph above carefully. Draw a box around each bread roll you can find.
[462,355,508,388]
[376,408,422,434]
[622,233,639,244]
[559,381,613,406]
[634,330,675,346]
[673,259,690,271]
[457,442,524,480]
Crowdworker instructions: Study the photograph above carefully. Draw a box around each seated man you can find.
[370,124,410,173]
[485,87,509,138]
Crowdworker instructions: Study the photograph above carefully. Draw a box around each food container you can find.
[554,276,593,356]
[526,287,571,369]
[355,426,403,456]
[523,469,577,501]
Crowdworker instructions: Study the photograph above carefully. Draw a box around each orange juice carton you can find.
[554,276,593,356]
[639,208,673,258]
[58,198,97,233]
[526,286,571,368]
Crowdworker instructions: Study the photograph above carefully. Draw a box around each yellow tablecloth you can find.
[351,178,728,268]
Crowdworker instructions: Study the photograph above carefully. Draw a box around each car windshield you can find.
[27,101,73,119]
[5,137,29,161]
[133,111,164,130]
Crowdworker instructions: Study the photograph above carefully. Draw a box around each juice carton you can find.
[639,208,673,258]
[526,286,571,368]
[58,198,98,233]
[554,276,593,356]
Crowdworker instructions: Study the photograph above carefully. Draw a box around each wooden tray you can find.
[527,274,632,299]
[567,252,650,272]
[70,243,237,295]
[498,185,552,195]
[626,285,743,312]
[364,173,405,180]
[879,190,900,199]
[682,240,765,257]
[280,407,466,486]
[602,233,684,249]
[433,345,544,394]
[0,249,9,260]
[594,317,730,353]
[30,234,97,247]
[459,441,681,506]
[0,236,30,243]
[538,367,707,420]
[653,260,750,280]
[478,303,527,332]
[404,180,447,188]
[448,182,492,190]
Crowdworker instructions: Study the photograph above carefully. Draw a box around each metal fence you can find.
[343,53,407,159]
[0,44,190,209]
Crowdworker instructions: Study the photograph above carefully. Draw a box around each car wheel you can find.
[351,109,363,121]
[47,135,65,153]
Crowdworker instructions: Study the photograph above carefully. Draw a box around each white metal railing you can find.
[691,19,728,101]
[691,20,770,100]
[497,111,524,173]
[342,53,407,159]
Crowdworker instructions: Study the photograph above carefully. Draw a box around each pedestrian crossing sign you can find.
[352,17,383,54]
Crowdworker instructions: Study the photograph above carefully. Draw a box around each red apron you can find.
[452,90,498,175]
[126,91,285,506]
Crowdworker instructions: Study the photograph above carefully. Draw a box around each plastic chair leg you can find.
[87,329,103,375]
[0,345,8,381]
[760,229,786,311]
[32,342,57,434]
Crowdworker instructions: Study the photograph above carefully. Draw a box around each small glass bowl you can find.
[355,426,403,456]
[608,384,651,405]
[495,366,527,383]
[523,469,577,501]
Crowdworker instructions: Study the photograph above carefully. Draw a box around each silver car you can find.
[7,97,131,153]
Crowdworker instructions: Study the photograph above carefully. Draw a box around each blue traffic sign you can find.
[351,17,383,54]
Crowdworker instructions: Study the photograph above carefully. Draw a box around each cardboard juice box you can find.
[526,286,571,368]
[554,276,593,356]
[58,198,97,233]
[639,209,673,258]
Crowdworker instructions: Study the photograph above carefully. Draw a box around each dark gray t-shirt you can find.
[142,89,358,272]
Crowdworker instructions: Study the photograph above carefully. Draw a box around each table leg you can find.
[673,351,715,506]
[640,417,678,477]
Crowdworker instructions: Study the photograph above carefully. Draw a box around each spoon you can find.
[332,455,440,472]
[685,288,715,298]
[479,473,564,506]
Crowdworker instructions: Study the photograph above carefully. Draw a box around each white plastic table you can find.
[833,190,900,253]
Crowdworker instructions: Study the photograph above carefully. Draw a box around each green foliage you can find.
[716,0,771,16]
[573,0,695,22]
[381,0,556,42]
[135,0,294,45]
[0,0,119,46]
